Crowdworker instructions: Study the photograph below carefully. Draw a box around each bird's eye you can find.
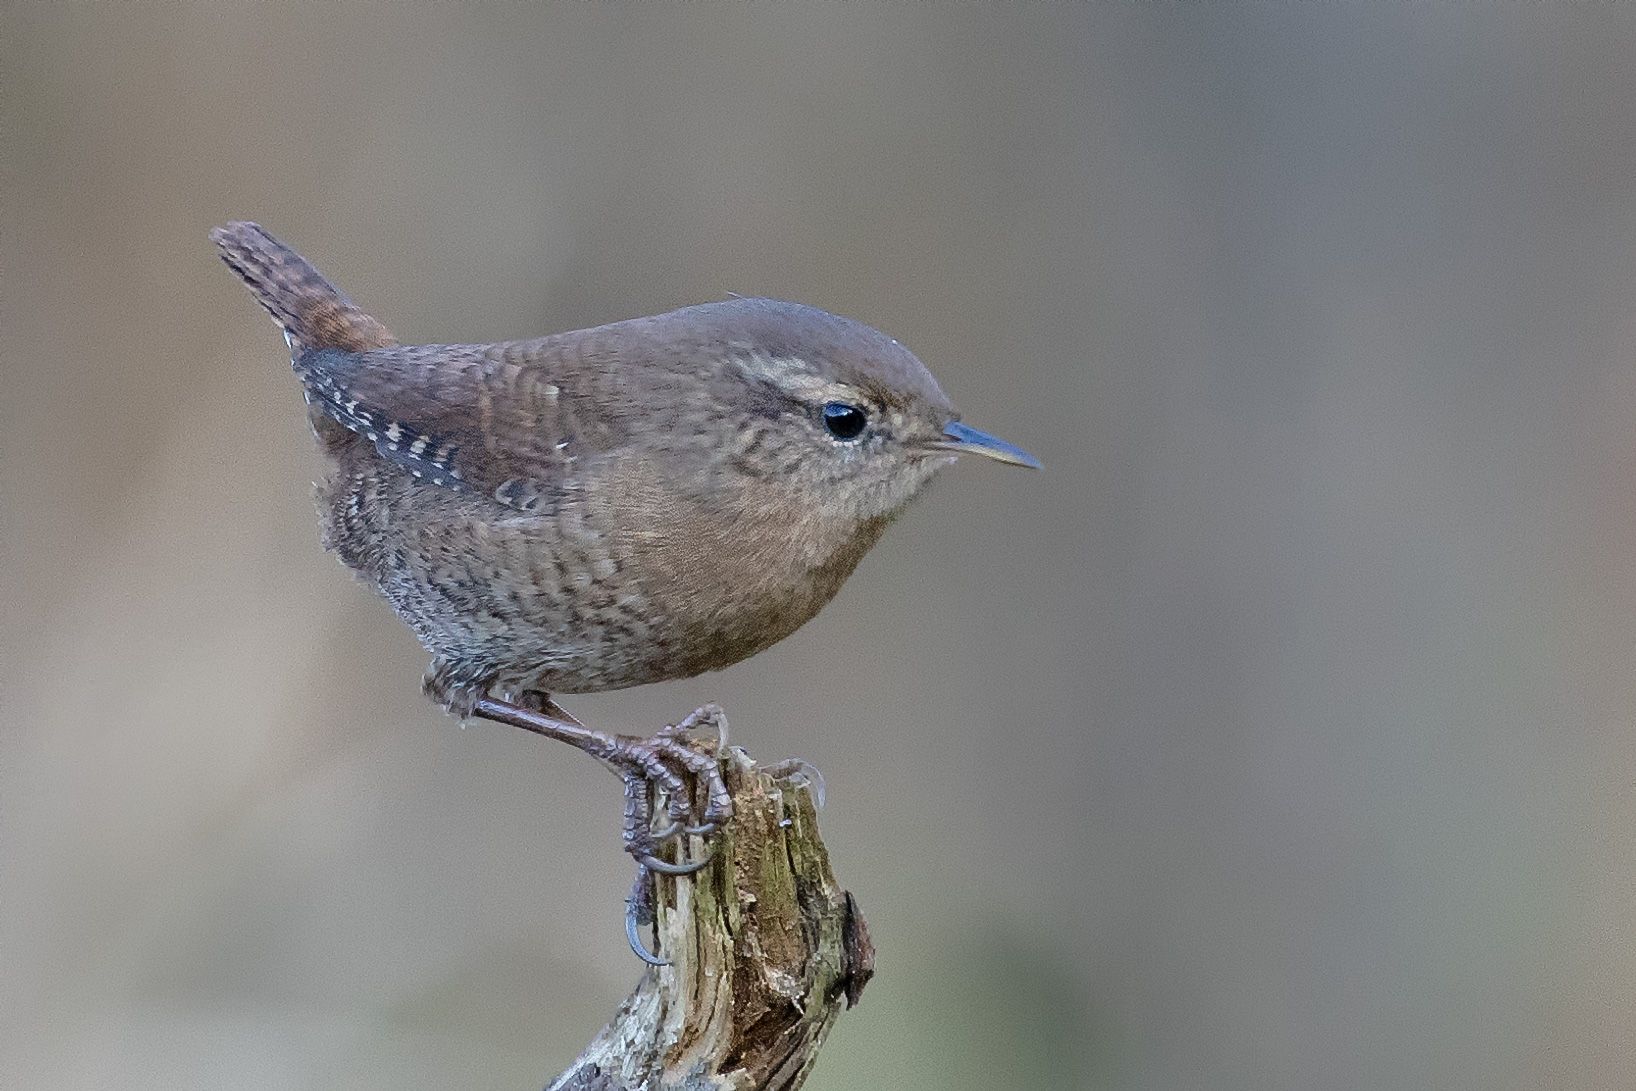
[821,402,868,441]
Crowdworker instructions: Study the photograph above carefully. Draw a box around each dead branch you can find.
[547,746,874,1091]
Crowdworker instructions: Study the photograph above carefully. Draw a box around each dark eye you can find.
[821,402,868,441]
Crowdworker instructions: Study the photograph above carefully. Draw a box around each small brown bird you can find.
[213,221,1038,959]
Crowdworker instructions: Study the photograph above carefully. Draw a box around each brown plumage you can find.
[212,221,1038,717]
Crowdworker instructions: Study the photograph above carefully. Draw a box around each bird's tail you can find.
[210,221,397,353]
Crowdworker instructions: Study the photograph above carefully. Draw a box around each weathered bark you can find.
[548,747,874,1091]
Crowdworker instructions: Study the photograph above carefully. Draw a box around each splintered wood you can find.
[548,748,873,1091]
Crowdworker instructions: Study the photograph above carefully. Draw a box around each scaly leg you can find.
[470,695,733,961]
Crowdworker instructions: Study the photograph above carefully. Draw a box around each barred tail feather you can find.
[210,221,396,354]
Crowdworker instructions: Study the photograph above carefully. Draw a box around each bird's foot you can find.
[616,705,732,873]
[465,694,732,965]
[613,706,732,965]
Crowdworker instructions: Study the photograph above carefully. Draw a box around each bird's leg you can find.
[470,695,733,871]
[473,694,732,965]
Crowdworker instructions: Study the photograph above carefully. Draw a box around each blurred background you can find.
[5,4,1636,1089]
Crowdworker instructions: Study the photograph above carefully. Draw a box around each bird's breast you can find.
[601,464,881,675]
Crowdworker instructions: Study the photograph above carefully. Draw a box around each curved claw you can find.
[700,706,728,758]
[674,704,728,759]
[625,897,670,967]
[802,763,826,810]
[639,848,713,876]
[648,818,719,841]
[776,758,827,809]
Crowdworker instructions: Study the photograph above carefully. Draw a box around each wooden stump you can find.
[547,747,874,1091]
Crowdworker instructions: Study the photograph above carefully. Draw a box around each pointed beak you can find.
[929,420,1042,469]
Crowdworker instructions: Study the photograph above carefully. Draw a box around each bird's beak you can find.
[929,420,1042,469]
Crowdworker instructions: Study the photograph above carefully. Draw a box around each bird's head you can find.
[663,298,1038,525]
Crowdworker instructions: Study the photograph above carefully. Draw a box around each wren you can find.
[213,221,1038,961]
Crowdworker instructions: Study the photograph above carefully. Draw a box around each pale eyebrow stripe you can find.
[732,353,865,404]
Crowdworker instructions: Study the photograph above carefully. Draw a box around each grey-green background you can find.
[6,5,1636,1089]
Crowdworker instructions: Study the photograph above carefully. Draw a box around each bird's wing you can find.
[294,336,633,512]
